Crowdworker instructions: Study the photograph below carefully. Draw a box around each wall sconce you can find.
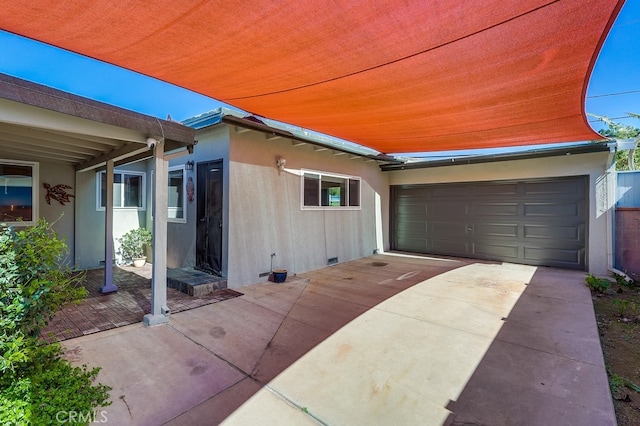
[276,157,286,171]
[185,160,194,171]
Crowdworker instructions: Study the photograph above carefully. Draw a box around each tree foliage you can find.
[589,113,640,171]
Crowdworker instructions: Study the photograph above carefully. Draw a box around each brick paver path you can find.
[41,265,241,342]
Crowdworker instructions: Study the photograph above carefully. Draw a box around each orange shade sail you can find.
[0,0,623,153]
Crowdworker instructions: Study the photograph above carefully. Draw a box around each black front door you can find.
[196,160,223,275]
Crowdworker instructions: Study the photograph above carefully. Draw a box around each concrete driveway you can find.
[62,253,615,425]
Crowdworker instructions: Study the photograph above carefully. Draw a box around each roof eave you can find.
[380,142,611,171]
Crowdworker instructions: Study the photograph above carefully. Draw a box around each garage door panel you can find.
[524,202,581,217]
[395,237,428,252]
[394,222,427,234]
[473,203,518,216]
[431,185,470,197]
[429,221,469,238]
[395,203,427,217]
[429,238,470,255]
[524,246,584,266]
[524,180,585,196]
[473,183,518,196]
[391,175,587,270]
[473,242,519,260]
[474,223,519,238]
[430,202,467,217]
[524,224,585,241]
[395,211,428,224]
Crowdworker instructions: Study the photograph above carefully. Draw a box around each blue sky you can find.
[0,1,638,138]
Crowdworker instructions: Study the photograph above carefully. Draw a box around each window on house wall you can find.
[97,170,146,210]
[167,166,186,223]
[150,166,187,223]
[0,160,38,225]
[302,170,361,209]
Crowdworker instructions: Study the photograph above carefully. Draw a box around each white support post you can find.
[100,159,118,293]
[144,140,169,326]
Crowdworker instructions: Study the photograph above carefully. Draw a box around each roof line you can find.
[380,142,611,171]
[0,73,195,146]
[183,108,401,164]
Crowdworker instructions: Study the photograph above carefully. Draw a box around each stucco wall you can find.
[75,162,148,269]
[385,151,613,275]
[227,127,388,287]
[0,156,76,266]
[165,125,230,271]
[38,161,76,266]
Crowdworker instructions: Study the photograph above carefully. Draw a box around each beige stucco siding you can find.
[165,125,230,271]
[37,161,76,265]
[228,127,388,287]
[75,162,148,269]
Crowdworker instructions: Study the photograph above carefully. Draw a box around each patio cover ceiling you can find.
[0,0,623,154]
[0,74,195,170]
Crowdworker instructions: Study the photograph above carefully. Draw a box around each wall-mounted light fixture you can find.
[276,157,286,171]
[185,160,194,171]
[146,137,159,149]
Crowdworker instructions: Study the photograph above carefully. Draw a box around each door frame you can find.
[195,159,225,276]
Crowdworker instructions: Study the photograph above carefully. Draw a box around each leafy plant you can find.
[588,113,640,170]
[612,299,630,317]
[608,368,640,397]
[118,227,152,260]
[585,273,612,294]
[0,219,111,424]
[612,272,636,289]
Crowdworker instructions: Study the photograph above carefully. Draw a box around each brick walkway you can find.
[41,265,241,343]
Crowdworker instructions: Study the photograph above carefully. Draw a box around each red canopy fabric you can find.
[0,0,623,153]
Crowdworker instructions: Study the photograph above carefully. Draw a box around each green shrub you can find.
[0,219,111,425]
[585,273,612,294]
[118,227,152,261]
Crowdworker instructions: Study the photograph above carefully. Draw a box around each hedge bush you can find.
[0,219,111,425]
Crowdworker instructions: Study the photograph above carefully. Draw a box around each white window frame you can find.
[300,169,361,210]
[0,159,39,226]
[150,165,188,223]
[167,165,187,223]
[96,170,146,211]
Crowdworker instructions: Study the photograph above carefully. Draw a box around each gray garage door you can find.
[391,176,587,270]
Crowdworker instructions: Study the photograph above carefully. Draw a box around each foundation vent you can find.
[327,257,339,265]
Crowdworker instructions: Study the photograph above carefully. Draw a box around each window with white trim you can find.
[0,159,38,225]
[97,170,146,210]
[167,166,186,223]
[301,170,361,209]
[150,166,187,223]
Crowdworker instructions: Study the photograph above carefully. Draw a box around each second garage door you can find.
[391,176,588,270]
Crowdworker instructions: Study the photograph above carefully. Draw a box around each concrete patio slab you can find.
[63,323,245,425]
[242,309,491,426]
[238,280,307,316]
[58,253,614,425]
[448,339,614,426]
[169,297,286,374]
[166,378,262,426]
[250,316,332,383]
[220,387,320,425]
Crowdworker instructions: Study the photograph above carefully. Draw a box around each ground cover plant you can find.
[590,272,640,425]
[0,219,110,425]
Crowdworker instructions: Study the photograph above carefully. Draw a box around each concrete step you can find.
[167,268,227,297]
